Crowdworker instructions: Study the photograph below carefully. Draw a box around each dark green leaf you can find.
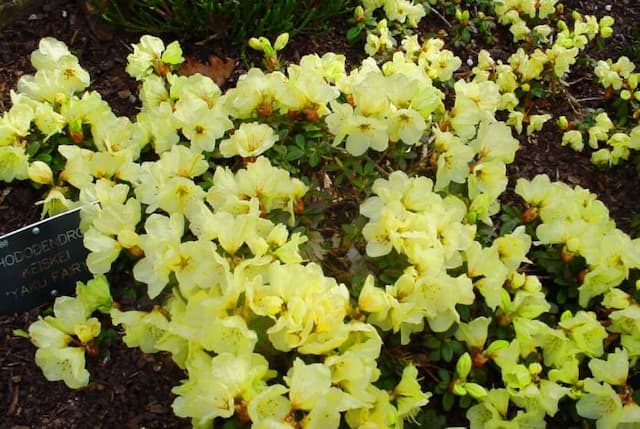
[425,336,441,349]
[437,368,451,383]
[26,141,41,157]
[442,342,454,362]
[430,349,441,362]
[442,392,455,412]
[556,289,567,305]
[459,394,473,408]
[286,146,304,161]
[346,25,363,42]
[309,151,320,167]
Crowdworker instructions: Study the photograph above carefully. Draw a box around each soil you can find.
[0,1,639,428]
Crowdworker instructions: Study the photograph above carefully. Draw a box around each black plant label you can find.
[0,207,91,314]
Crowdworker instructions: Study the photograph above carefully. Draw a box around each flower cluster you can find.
[463,176,640,428]
[358,170,546,338]
[560,111,640,166]
[0,36,93,183]
[556,57,640,167]
[15,35,433,428]
[595,55,639,98]
[515,174,640,306]
[28,276,112,388]
[463,10,616,142]
[323,35,459,155]
[358,171,476,339]
[361,0,426,28]
[494,0,560,42]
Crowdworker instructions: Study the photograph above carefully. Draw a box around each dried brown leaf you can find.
[177,54,235,86]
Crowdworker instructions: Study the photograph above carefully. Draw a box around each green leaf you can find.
[556,289,567,304]
[613,98,629,126]
[221,418,243,429]
[26,141,41,157]
[464,382,488,399]
[461,26,471,42]
[286,146,304,161]
[36,153,52,164]
[456,352,472,379]
[457,305,471,321]
[442,391,455,411]
[430,349,441,362]
[346,25,363,42]
[442,342,454,362]
[459,394,474,408]
[425,336,441,349]
[270,144,286,156]
[308,151,320,167]
[452,381,467,396]
[363,161,375,174]
[437,368,451,383]
[12,328,30,338]
[530,84,548,99]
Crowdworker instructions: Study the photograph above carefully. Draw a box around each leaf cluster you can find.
[91,0,358,44]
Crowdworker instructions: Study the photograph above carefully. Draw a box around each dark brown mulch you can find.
[1,0,639,428]
[3,310,190,429]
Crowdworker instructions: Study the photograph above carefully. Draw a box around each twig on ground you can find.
[428,6,452,29]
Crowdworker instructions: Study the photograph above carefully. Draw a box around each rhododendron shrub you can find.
[2,0,640,426]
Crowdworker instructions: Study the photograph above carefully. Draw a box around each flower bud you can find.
[68,118,84,143]
[452,382,467,396]
[28,161,54,185]
[577,269,588,284]
[486,340,509,356]
[529,362,543,376]
[600,15,615,27]
[599,16,615,38]
[523,275,542,293]
[521,206,539,223]
[456,352,472,379]
[248,37,263,51]
[273,33,289,51]
[560,246,575,263]
[464,382,488,399]
[509,272,526,289]
[556,115,569,130]
[600,26,614,38]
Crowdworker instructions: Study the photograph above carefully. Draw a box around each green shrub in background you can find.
[88,0,358,44]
